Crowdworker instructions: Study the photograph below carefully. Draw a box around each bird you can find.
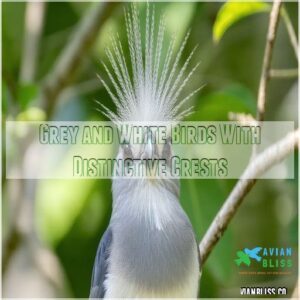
[235,250,251,267]
[244,247,262,262]
[90,3,201,298]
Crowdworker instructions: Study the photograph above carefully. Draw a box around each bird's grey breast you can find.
[103,178,200,297]
[109,200,199,291]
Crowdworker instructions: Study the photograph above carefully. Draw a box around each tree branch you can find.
[20,2,46,83]
[2,225,22,275]
[199,1,296,265]
[269,68,298,78]
[199,128,299,264]
[40,2,117,116]
[256,0,282,122]
[281,6,299,62]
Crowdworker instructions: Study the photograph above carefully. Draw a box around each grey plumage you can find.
[90,176,200,297]
[89,228,112,298]
[109,178,199,293]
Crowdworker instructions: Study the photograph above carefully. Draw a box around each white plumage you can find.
[98,3,200,122]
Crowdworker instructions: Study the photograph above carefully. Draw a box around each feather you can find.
[89,228,113,298]
[98,3,201,122]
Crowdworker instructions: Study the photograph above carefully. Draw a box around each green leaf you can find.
[36,179,97,246]
[17,83,39,110]
[35,140,113,246]
[2,2,25,74]
[2,80,8,114]
[16,107,46,121]
[189,84,257,121]
[213,1,270,43]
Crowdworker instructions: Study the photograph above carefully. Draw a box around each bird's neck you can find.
[112,178,180,231]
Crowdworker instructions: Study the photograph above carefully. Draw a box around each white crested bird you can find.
[90,4,201,298]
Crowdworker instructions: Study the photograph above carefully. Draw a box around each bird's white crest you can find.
[98,3,201,122]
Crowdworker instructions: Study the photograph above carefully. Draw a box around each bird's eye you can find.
[122,143,133,159]
[162,137,172,161]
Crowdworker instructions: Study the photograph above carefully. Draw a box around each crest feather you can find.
[99,4,201,122]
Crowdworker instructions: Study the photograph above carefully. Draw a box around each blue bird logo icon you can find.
[244,247,262,262]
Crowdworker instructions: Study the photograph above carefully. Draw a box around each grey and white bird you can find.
[90,3,201,298]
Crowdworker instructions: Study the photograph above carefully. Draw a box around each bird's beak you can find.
[141,130,157,160]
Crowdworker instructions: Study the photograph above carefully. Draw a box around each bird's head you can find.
[112,126,180,221]
[115,127,173,180]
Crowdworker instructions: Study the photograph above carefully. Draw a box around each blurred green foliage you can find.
[2,1,298,298]
[213,1,270,42]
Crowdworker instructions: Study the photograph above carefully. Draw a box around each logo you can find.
[235,247,262,266]
[235,246,293,275]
